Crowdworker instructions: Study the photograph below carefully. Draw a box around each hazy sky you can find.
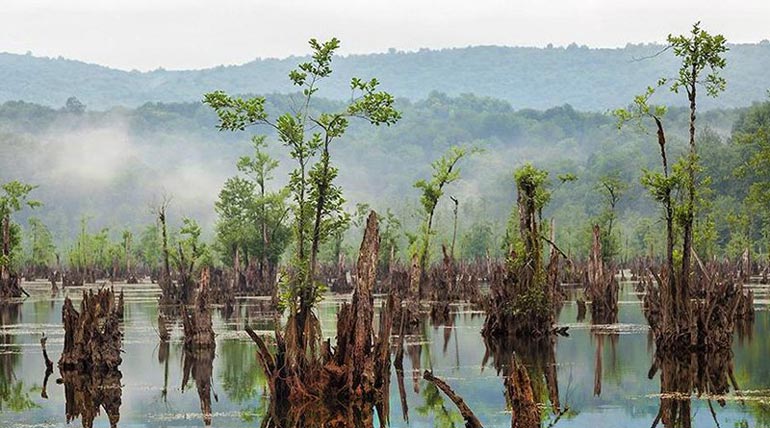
[2,0,768,71]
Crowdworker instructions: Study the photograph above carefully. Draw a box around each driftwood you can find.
[423,370,483,428]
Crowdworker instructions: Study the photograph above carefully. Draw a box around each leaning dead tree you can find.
[584,224,619,324]
[246,212,394,425]
[423,370,483,428]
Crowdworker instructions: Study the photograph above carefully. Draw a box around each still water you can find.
[0,280,768,427]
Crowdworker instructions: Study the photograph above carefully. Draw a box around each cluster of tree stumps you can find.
[483,164,563,342]
[642,256,755,353]
[245,212,394,426]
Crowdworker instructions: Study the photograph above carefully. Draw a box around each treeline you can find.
[0,91,768,271]
[3,42,770,110]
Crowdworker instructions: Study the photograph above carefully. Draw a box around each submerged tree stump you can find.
[483,167,559,341]
[246,211,393,426]
[584,225,619,325]
[183,268,215,351]
[0,275,24,300]
[644,253,756,353]
[59,289,123,371]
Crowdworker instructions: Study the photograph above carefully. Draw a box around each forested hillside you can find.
[0,90,762,263]
[2,42,770,110]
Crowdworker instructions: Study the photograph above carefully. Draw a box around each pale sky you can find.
[1,0,768,71]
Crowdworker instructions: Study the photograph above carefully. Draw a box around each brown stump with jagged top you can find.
[246,211,394,427]
[183,268,215,351]
[59,289,123,371]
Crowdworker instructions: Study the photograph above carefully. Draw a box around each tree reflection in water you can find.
[483,334,567,428]
[60,369,122,428]
[650,349,739,427]
[0,303,38,413]
[182,347,216,426]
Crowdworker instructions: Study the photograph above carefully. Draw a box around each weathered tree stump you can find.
[59,289,123,371]
[246,211,393,426]
[182,268,215,351]
[584,225,619,325]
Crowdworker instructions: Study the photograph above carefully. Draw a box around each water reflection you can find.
[60,369,122,428]
[0,281,769,427]
[182,348,216,426]
[0,303,37,413]
[650,349,738,428]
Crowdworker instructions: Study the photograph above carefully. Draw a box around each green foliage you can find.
[1,180,40,270]
[460,222,494,260]
[25,217,56,270]
[173,217,211,274]
[215,136,290,269]
[136,223,162,272]
[595,173,628,261]
[412,145,477,265]
[514,163,551,211]
[667,22,728,99]
[205,38,400,313]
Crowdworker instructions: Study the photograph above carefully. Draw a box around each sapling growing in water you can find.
[615,22,751,351]
[205,37,400,417]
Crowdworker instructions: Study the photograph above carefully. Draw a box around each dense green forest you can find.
[2,42,770,110]
[1,89,768,268]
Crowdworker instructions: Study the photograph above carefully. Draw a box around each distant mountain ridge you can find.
[2,42,770,110]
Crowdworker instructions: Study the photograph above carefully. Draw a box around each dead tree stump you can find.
[183,268,215,351]
[584,225,619,325]
[59,289,123,371]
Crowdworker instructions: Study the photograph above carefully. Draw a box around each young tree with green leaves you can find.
[1,181,40,297]
[615,22,730,350]
[25,217,56,276]
[137,223,162,279]
[215,136,290,292]
[669,21,727,294]
[205,38,400,360]
[412,146,475,296]
[595,173,628,262]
